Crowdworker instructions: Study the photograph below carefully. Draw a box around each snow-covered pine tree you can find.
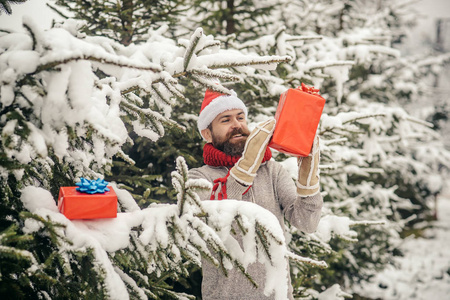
[3,0,448,299]
[0,14,298,298]
[49,1,228,206]
[48,0,190,45]
[275,0,450,293]
[184,0,276,39]
[47,0,193,205]
[184,0,450,296]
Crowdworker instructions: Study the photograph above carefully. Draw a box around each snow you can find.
[353,193,450,299]
[314,215,357,243]
[6,50,40,73]
[2,0,449,299]
[20,186,131,299]
[20,182,407,300]
[21,183,326,300]
[21,186,59,213]
[317,284,352,300]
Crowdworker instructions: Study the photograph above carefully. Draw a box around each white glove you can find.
[296,134,320,196]
[230,118,276,186]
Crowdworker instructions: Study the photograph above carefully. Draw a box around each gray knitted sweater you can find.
[188,159,323,300]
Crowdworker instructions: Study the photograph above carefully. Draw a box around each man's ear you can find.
[201,128,212,143]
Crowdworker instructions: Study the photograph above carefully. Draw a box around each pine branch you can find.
[405,116,434,128]
[22,22,37,51]
[207,55,291,69]
[320,113,386,135]
[114,266,149,299]
[273,25,286,42]
[306,60,355,71]
[190,68,241,82]
[46,3,71,19]
[160,80,187,101]
[341,113,387,125]
[195,40,221,55]
[186,190,207,214]
[187,217,258,288]
[0,244,37,265]
[256,221,283,246]
[322,137,348,145]
[285,251,328,268]
[183,28,203,71]
[186,230,220,268]
[189,74,234,95]
[114,149,135,165]
[35,54,162,74]
[285,35,323,43]
[234,214,249,235]
[120,100,182,136]
[255,221,272,263]
[20,212,69,247]
[350,220,387,227]
[173,156,208,217]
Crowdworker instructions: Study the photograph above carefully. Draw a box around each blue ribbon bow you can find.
[76,178,110,194]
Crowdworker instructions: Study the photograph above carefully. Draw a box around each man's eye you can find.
[221,119,229,123]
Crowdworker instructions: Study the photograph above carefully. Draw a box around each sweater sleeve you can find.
[188,168,213,201]
[276,164,323,233]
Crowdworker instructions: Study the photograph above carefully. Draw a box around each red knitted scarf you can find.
[203,143,272,200]
[203,143,272,167]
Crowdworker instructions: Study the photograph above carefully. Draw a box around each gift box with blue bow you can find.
[58,178,117,219]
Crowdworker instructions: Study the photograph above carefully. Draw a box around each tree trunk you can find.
[226,0,235,35]
[120,0,134,46]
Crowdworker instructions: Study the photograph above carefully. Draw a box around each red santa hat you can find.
[198,89,248,136]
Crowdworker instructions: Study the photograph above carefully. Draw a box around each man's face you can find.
[202,109,250,156]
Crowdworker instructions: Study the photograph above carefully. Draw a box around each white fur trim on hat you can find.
[197,94,248,133]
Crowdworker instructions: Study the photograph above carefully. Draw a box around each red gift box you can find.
[269,84,325,157]
[58,186,118,220]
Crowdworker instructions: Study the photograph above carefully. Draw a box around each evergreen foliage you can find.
[1,0,449,299]
[0,12,294,299]
[48,0,189,45]
[0,0,27,15]
[183,0,450,294]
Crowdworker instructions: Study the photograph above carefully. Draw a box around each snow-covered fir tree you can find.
[0,14,306,299]
[183,0,450,295]
[1,0,449,299]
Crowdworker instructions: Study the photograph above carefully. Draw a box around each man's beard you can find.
[212,127,250,157]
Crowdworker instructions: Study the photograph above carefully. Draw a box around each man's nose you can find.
[231,118,242,128]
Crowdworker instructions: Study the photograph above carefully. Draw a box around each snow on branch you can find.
[190,67,242,82]
[1,19,294,186]
[202,53,291,70]
[305,60,355,71]
[18,156,328,300]
[320,112,387,135]
[195,40,221,56]
[350,220,387,227]
[36,53,162,74]
[405,115,434,128]
[285,251,328,269]
[344,44,401,59]
[183,27,203,71]
[172,157,209,217]
[285,35,323,43]
[312,214,384,244]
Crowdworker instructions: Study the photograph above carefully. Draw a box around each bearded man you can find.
[188,89,323,300]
